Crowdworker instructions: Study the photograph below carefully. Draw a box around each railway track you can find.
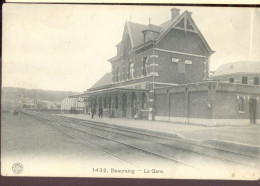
[22,111,198,169]
[21,111,259,170]
[56,114,260,168]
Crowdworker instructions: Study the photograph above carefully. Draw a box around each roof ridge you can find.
[213,61,260,76]
[147,23,162,27]
[128,21,162,29]
[222,61,260,66]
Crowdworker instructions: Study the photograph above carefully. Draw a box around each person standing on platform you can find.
[91,107,95,119]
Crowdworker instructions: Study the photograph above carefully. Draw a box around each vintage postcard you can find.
[1,4,260,179]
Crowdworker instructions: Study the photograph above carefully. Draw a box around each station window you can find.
[239,98,244,112]
[122,66,126,80]
[129,62,134,79]
[229,78,234,83]
[115,67,119,82]
[242,76,248,84]
[142,57,148,76]
[254,77,259,85]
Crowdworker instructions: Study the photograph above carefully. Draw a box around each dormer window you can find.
[143,31,155,43]
[142,25,161,43]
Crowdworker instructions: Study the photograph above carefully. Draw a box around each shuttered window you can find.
[178,61,185,73]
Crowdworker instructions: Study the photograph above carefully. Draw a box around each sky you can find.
[2,4,260,92]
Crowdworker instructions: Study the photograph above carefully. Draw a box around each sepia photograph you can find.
[1,4,260,179]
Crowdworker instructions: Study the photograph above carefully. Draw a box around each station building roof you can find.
[88,72,112,91]
[109,8,214,64]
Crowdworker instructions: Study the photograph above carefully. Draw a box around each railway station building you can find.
[85,8,260,125]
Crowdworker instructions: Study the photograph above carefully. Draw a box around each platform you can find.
[58,114,260,147]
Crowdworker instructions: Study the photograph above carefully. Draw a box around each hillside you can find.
[2,87,81,110]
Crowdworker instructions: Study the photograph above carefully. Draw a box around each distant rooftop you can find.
[213,61,260,77]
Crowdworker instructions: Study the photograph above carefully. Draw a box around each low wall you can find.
[154,81,260,125]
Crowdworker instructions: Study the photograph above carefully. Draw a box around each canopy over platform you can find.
[86,87,148,95]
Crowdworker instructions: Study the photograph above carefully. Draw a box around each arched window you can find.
[129,62,134,79]
[142,57,148,76]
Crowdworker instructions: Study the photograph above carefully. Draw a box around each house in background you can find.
[211,61,260,86]
[60,96,85,114]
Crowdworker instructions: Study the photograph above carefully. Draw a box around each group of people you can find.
[90,107,152,120]
[91,107,103,119]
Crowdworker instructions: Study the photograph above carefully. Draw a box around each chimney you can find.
[171,8,180,20]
